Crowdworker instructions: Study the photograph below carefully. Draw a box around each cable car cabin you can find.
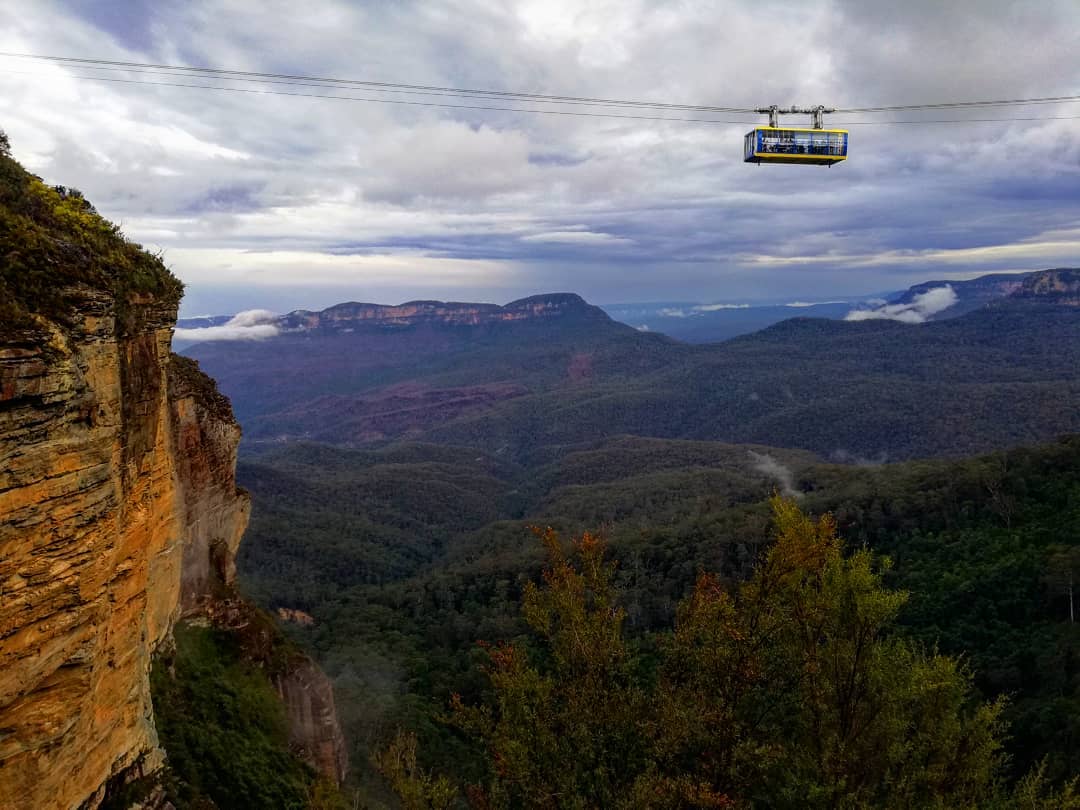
[744,127,848,166]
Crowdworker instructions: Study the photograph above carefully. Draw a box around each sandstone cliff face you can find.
[1,151,348,807]
[0,289,250,809]
[1012,268,1080,306]
[275,658,350,785]
[0,295,351,807]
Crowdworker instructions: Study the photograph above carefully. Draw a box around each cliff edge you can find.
[0,140,343,808]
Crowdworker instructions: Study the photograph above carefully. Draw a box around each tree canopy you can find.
[375,498,1080,809]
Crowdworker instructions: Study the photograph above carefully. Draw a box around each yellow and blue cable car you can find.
[744,127,848,165]
[744,106,847,166]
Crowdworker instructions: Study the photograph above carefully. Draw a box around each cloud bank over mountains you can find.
[174,309,279,341]
[845,286,958,324]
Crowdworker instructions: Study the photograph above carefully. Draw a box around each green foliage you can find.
[661,500,1004,808]
[150,622,320,810]
[0,142,182,337]
[450,528,653,809]
[443,500,1005,809]
[990,760,1080,809]
[372,730,457,809]
[237,435,1080,798]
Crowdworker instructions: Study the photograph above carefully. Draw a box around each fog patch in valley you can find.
[748,451,802,499]
[844,286,958,324]
[174,309,280,342]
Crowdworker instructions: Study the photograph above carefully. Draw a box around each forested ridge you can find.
[188,284,1080,464]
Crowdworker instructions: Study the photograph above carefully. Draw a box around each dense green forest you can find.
[380,499,1073,808]
[191,253,1080,805]
[236,434,1080,804]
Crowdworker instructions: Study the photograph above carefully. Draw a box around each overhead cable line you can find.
[0,52,757,113]
[838,96,1080,112]
[1,54,1078,127]
[8,51,1078,117]
[3,60,753,112]
[0,69,760,124]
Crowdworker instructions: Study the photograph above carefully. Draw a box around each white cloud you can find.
[165,247,517,291]
[521,230,630,245]
[173,309,279,341]
[748,451,802,498]
[693,303,750,311]
[844,286,959,324]
[785,300,846,307]
[655,303,750,317]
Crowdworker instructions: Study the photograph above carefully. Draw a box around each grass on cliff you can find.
[0,130,182,337]
[151,622,335,810]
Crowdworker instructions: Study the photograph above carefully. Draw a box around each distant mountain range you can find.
[179,268,1078,346]
[601,300,858,342]
[892,271,1032,314]
[601,268,1080,340]
[183,268,1080,463]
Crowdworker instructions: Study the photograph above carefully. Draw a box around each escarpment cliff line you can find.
[0,287,250,809]
[0,147,345,808]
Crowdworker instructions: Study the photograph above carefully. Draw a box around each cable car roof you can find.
[747,126,849,134]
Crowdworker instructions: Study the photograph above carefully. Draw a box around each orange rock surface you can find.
[0,292,249,809]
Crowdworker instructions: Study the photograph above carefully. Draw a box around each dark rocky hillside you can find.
[186,292,677,433]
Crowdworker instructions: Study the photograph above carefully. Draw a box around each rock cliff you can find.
[1010,267,1080,306]
[0,147,345,808]
[0,287,248,809]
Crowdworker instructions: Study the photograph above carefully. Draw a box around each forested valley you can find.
[236,433,1080,807]
[180,271,1080,806]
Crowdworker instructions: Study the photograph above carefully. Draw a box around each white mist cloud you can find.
[748,450,802,498]
[174,309,279,342]
[844,285,958,324]
[658,303,749,317]
[521,230,631,245]
[693,303,750,311]
[785,300,846,307]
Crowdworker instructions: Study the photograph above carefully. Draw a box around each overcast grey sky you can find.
[1,0,1078,315]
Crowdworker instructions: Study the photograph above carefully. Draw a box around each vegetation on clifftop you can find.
[0,129,182,337]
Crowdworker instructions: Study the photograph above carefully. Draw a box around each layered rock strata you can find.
[0,289,349,808]
[0,288,251,809]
